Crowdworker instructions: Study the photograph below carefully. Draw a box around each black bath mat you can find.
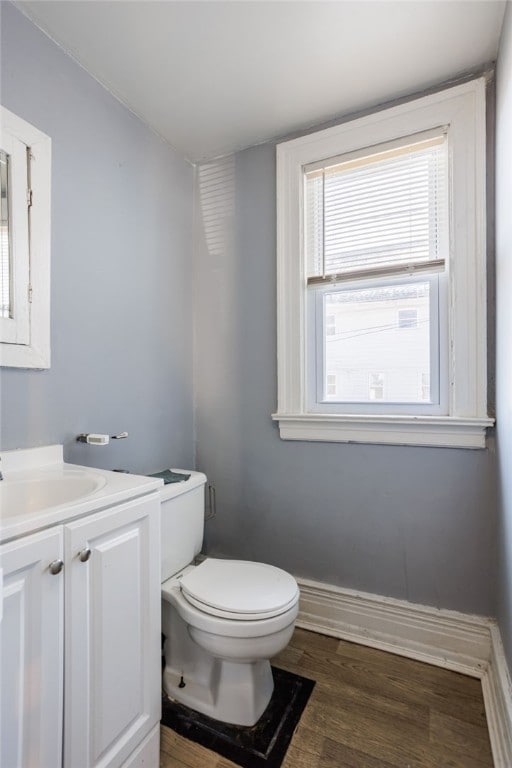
[161,666,315,768]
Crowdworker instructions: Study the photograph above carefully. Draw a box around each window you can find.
[326,374,337,397]
[325,313,336,336]
[369,373,385,401]
[308,130,447,412]
[420,372,430,402]
[273,78,493,448]
[398,309,418,329]
[0,106,51,368]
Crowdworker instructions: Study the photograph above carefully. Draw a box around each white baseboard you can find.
[296,576,512,767]
[481,625,512,767]
[297,577,491,675]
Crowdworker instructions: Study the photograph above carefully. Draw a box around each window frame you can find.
[273,77,493,449]
[0,106,51,369]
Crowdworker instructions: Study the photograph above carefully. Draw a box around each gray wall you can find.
[1,1,500,621]
[0,3,195,474]
[496,2,512,668]
[195,145,497,617]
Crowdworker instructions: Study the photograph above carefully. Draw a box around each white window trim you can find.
[272,78,494,449]
[0,106,51,369]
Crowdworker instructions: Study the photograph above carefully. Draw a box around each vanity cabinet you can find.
[64,494,160,768]
[1,527,64,768]
[0,491,161,768]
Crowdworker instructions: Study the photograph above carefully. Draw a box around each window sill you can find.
[0,340,50,369]
[271,413,494,449]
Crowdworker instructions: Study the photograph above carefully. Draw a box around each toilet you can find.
[160,471,299,726]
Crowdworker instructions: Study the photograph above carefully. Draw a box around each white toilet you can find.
[160,471,299,726]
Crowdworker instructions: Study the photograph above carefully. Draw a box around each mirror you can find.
[1,105,51,368]
[0,148,10,320]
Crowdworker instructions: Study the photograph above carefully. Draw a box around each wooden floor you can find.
[160,628,494,768]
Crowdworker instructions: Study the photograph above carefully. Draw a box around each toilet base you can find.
[161,569,298,727]
[163,657,274,727]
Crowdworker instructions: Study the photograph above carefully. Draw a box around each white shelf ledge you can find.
[271,413,494,449]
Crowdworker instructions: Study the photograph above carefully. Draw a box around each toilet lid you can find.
[179,559,299,619]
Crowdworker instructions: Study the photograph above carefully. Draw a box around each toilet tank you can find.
[160,470,207,582]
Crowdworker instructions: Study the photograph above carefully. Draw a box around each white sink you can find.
[0,469,107,516]
[0,444,163,544]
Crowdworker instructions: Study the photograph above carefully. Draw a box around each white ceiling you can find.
[17,1,507,163]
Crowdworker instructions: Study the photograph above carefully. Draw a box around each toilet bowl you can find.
[159,472,299,726]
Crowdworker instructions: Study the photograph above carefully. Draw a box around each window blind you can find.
[305,133,448,284]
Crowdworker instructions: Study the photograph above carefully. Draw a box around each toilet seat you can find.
[179,558,299,621]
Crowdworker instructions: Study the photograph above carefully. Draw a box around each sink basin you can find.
[0,445,162,544]
[0,469,107,516]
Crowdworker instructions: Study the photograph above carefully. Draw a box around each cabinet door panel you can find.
[64,494,160,768]
[93,526,142,755]
[0,528,63,768]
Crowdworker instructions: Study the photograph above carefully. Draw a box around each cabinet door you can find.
[0,527,64,768]
[64,494,160,768]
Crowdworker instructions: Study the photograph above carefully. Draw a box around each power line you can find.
[326,318,429,342]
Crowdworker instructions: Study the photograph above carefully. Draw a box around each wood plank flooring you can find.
[160,627,494,768]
